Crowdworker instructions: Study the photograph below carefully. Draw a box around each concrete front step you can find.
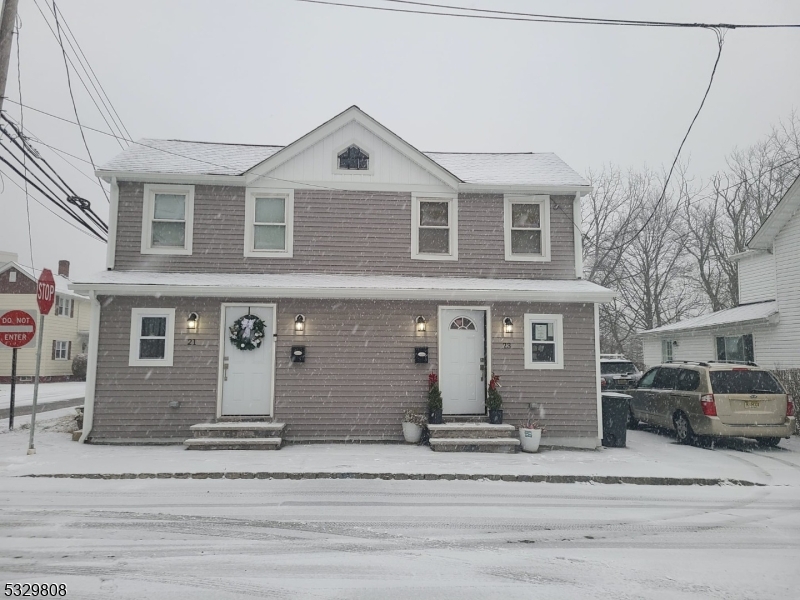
[190,422,286,439]
[442,415,489,423]
[428,423,516,439]
[429,437,521,453]
[185,437,282,451]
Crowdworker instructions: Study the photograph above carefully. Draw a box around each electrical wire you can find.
[294,0,800,29]
[14,15,34,271]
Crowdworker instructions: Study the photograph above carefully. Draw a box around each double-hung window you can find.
[129,308,175,367]
[52,340,70,361]
[141,184,194,255]
[504,195,550,261]
[244,189,294,257]
[524,313,564,369]
[412,194,458,260]
[661,339,674,363]
[55,295,73,317]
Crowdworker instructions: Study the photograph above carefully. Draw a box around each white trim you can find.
[437,305,491,414]
[411,193,459,261]
[460,183,592,195]
[140,184,194,256]
[594,303,603,444]
[79,293,100,443]
[53,340,70,360]
[216,303,277,419]
[105,177,119,269]
[728,248,769,262]
[128,308,176,367]
[97,171,246,186]
[504,195,551,262]
[523,313,564,369]
[244,188,294,258]
[332,139,374,176]
[573,192,583,278]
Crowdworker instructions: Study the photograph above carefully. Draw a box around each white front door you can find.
[440,308,486,415]
[221,304,274,416]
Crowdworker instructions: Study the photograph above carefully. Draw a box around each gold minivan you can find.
[629,361,795,446]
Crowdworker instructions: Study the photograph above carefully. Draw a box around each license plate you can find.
[745,401,760,409]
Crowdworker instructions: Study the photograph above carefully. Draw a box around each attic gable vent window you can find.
[337,145,369,170]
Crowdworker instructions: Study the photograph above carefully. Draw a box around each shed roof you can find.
[639,301,778,335]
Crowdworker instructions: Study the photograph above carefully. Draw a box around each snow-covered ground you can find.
[0,381,85,409]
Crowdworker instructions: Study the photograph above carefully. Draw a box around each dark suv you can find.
[600,354,642,391]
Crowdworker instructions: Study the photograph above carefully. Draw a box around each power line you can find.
[14,14,34,270]
[295,0,800,29]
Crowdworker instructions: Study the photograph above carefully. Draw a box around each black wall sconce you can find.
[291,345,306,363]
[415,315,427,333]
[503,317,513,337]
[187,312,199,331]
[294,314,305,334]
[415,347,429,363]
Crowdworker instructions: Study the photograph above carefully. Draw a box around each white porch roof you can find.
[70,271,615,302]
[640,301,779,335]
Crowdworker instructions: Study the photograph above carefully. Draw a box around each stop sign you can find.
[0,310,37,349]
[37,269,56,315]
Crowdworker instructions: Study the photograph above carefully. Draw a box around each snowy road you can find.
[2,477,799,599]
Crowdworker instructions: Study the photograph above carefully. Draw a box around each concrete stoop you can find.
[185,422,286,450]
[428,423,520,453]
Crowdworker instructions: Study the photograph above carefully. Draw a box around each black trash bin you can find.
[601,392,631,448]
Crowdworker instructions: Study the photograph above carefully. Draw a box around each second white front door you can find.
[221,304,274,416]
[439,308,486,415]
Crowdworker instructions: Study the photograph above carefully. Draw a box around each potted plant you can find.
[519,412,544,453]
[427,373,443,424]
[402,409,426,443]
[487,373,503,424]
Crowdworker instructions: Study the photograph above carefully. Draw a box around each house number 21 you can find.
[187,339,197,346]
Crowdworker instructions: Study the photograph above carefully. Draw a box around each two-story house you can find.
[1,252,90,382]
[640,174,800,369]
[70,106,614,448]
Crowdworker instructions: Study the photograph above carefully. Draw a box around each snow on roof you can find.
[640,301,778,335]
[98,139,588,187]
[0,261,86,299]
[70,271,615,302]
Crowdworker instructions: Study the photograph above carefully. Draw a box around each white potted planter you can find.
[519,426,542,453]
[402,421,423,443]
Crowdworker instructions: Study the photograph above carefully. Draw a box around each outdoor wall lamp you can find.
[294,314,305,333]
[672,340,679,347]
[187,312,199,331]
[416,315,427,333]
[503,317,513,336]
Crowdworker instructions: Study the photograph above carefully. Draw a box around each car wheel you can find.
[673,412,694,445]
[627,408,639,430]
[756,437,781,448]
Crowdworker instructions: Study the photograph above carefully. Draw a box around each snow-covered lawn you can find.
[2,412,799,486]
[0,381,85,409]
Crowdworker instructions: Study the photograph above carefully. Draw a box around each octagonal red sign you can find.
[0,310,37,349]
[37,269,56,315]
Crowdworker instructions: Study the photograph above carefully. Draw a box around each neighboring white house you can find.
[640,174,800,370]
[0,252,90,382]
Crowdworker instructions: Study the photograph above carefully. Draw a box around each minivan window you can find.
[602,362,637,375]
[637,368,658,389]
[709,370,784,395]
[675,369,700,392]
[653,367,679,390]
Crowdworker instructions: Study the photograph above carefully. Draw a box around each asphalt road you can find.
[1,477,798,599]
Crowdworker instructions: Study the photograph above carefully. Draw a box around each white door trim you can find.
[216,302,277,418]
[437,305,492,414]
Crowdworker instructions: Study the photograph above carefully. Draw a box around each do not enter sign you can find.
[0,310,38,349]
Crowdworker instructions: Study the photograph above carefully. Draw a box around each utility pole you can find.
[0,0,20,113]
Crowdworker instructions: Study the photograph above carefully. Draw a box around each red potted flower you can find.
[487,373,503,424]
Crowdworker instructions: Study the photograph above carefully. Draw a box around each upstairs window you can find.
[337,145,369,170]
[141,184,194,255]
[244,189,294,257]
[55,295,74,318]
[412,194,458,261]
[504,195,550,262]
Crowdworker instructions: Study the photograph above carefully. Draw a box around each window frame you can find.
[661,339,674,363]
[54,295,73,318]
[140,184,194,256]
[523,313,564,370]
[244,188,294,258]
[332,140,374,175]
[411,193,458,261]
[715,334,754,363]
[53,340,70,361]
[128,308,176,367]
[504,195,551,262]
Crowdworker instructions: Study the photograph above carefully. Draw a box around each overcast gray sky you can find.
[2,0,799,279]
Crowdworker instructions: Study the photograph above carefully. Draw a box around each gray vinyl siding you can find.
[90,296,597,442]
[114,183,576,278]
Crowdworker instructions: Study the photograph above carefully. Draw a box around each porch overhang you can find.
[70,272,616,303]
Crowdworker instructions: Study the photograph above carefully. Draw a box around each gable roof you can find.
[96,106,589,189]
[0,261,85,299]
[748,174,800,250]
[639,301,778,335]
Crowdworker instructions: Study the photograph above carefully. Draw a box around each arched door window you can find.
[449,316,476,330]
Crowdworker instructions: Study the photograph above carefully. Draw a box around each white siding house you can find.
[640,174,800,370]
